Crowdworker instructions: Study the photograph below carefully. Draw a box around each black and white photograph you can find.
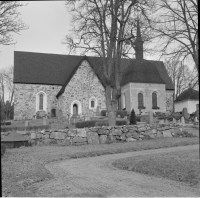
[0,0,199,197]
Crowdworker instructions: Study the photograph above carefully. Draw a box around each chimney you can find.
[135,18,144,60]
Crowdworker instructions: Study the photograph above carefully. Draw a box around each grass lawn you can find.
[1,136,199,197]
[113,149,200,187]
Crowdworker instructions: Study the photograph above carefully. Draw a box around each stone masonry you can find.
[14,84,61,120]
[1,123,188,147]
[60,60,106,118]
[14,60,106,120]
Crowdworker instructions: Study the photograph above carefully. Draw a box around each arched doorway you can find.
[70,100,82,116]
[73,103,78,116]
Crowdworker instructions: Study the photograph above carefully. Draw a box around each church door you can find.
[73,104,78,116]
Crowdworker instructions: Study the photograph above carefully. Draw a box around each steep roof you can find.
[121,59,165,86]
[175,87,199,102]
[1,132,29,142]
[14,51,174,91]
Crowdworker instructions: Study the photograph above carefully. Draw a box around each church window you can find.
[36,91,47,112]
[152,92,158,108]
[89,97,97,109]
[122,93,126,109]
[138,93,144,107]
[91,100,95,108]
[39,93,44,110]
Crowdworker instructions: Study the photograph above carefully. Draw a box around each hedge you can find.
[75,120,127,128]
[100,110,128,118]
[1,125,50,132]
[1,144,6,156]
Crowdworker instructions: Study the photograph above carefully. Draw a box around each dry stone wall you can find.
[1,124,186,146]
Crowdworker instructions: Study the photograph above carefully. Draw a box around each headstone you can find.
[96,106,100,116]
[149,111,153,124]
[194,117,199,123]
[25,120,30,127]
[172,117,176,124]
[165,119,169,124]
[196,104,199,111]
[182,108,189,120]
[195,110,199,120]
[159,119,164,124]
[43,119,49,125]
[181,116,185,125]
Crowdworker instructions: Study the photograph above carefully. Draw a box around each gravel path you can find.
[36,145,200,197]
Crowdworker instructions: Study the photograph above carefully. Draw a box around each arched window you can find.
[89,97,97,109]
[39,93,44,110]
[122,93,126,109]
[138,93,144,107]
[36,91,47,112]
[152,92,157,108]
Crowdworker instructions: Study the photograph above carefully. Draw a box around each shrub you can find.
[116,110,128,118]
[95,121,109,127]
[116,120,127,126]
[76,119,127,128]
[0,121,11,126]
[75,120,96,128]
[172,112,182,120]
[101,110,128,118]
[130,109,137,125]
[1,144,6,156]
[136,115,141,122]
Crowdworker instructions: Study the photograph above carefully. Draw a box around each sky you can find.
[0,1,71,70]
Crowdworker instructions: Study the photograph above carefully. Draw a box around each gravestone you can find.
[182,108,189,120]
[165,119,169,124]
[159,119,164,124]
[96,106,100,116]
[43,119,49,126]
[195,106,199,120]
[173,117,176,124]
[194,117,198,122]
[149,111,153,124]
[25,121,30,127]
[181,116,185,125]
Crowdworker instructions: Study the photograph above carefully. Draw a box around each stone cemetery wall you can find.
[1,124,186,146]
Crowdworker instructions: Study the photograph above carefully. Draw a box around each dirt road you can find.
[36,145,200,197]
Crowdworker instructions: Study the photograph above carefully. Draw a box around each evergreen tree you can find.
[130,109,137,125]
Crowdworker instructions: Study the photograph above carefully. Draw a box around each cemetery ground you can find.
[1,134,199,197]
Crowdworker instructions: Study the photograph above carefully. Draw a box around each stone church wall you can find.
[14,60,106,120]
[61,60,106,118]
[14,84,62,120]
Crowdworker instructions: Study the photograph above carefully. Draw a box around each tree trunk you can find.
[105,85,117,126]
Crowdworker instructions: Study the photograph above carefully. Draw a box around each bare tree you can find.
[164,58,198,99]
[151,0,198,73]
[63,0,154,125]
[0,1,28,45]
[0,66,14,120]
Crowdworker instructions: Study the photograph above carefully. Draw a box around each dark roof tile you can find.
[14,51,174,91]
[175,87,199,102]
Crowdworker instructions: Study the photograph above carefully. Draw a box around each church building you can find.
[13,22,174,120]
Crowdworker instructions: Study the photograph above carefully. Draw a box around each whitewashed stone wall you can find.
[60,60,106,118]
[130,83,166,114]
[121,83,174,114]
[14,84,62,120]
